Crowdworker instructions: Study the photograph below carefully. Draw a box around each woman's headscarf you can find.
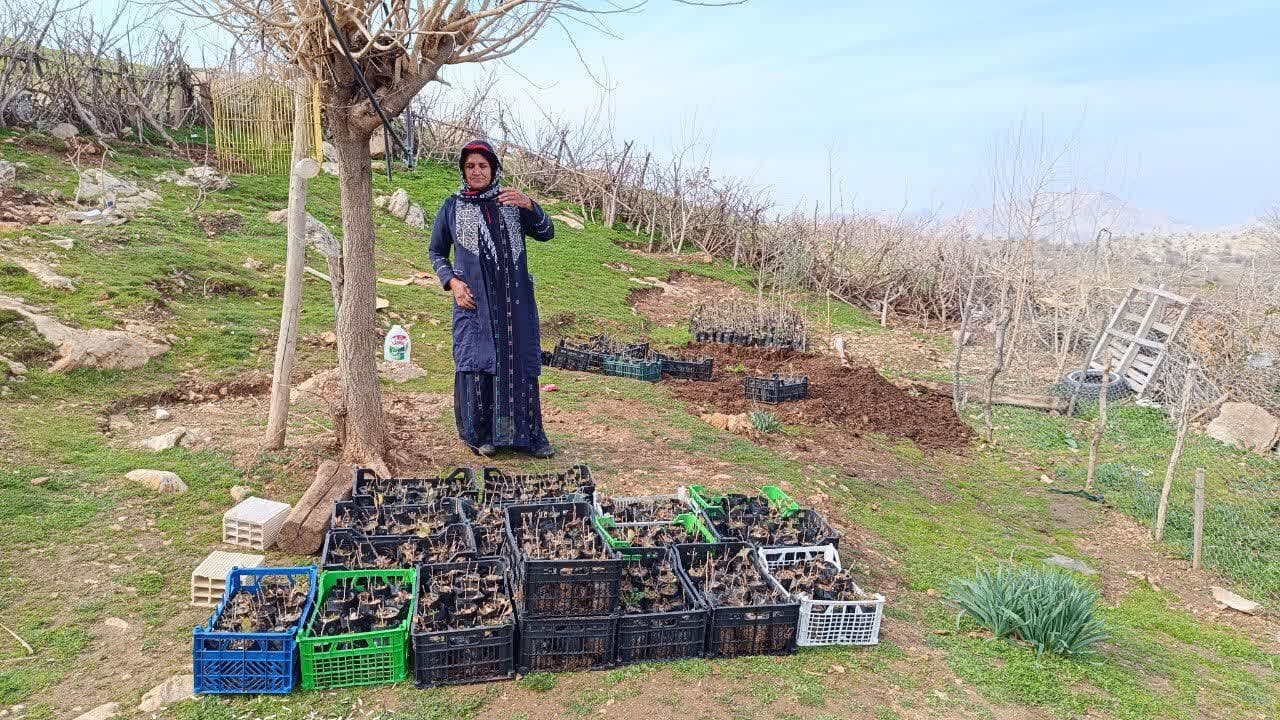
[458,139,502,202]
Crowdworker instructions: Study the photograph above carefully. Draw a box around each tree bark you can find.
[330,109,388,465]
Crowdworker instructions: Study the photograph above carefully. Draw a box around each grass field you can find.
[0,131,1276,720]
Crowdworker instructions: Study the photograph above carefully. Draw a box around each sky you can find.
[97,0,1279,226]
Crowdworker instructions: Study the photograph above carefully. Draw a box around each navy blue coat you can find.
[428,195,554,376]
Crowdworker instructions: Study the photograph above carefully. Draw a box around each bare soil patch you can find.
[194,209,243,237]
[628,270,746,327]
[0,184,56,225]
[668,342,973,450]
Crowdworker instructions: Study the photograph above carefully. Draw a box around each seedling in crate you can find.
[415,566,513,632]
[771,558,876,602]
[515,506,609,560]
[310,576,413,636]
[620,558,686,614]
[471,506,506,556]
[214,575,311,640]
[712,495,833,546]
[685,546,786,607]
[325,530,472,570]
[600,497,689,523]
[612,523,703,547]
[333,504,453,537]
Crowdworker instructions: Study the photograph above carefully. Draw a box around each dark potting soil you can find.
[667,343,972,450]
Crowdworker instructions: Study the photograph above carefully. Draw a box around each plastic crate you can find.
[351,467,476,506]
[549,344,593,372]
[331,498,465,536]
[757,546,884,646]
[475,464,595,506]
[674,542,799,658]
[595,514,718,552]
[656,354,714,381]
[412,558,515,687]
[320,525,476,570]
[616,547,708,664]
[191,551,265,607]
[457,500,509,557]
[707,507,840,549]
[594,488,697,523]
[297,568,417,690]
[515,608,618,673]
[193,566,318,694]
[222,497,291,551]
[743,374,809,404]
[601,355,662,382]
[505,502,622,617]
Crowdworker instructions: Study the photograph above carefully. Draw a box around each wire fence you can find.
[211,74,323,175]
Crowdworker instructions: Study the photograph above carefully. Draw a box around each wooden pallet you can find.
[1086,286,1194,400]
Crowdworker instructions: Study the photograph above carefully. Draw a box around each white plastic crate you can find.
[758,545,884,646]
[191,550,264,607]
[593,486,696,524]
[222,497,291,550]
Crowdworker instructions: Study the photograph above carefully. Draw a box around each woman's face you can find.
[463,153,492,190]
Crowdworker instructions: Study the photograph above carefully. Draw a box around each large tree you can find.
[186,0,578,466]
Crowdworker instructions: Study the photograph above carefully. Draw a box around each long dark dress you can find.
[428,186,555,452]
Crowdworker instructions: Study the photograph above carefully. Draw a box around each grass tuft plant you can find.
[750,409,783,434]
[947,565,1108,657]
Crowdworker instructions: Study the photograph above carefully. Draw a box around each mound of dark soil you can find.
[668,343,972,450]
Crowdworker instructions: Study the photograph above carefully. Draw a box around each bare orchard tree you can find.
[181,0,592,466]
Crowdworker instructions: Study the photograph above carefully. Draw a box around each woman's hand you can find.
[449,278,476,310]
[498,188,533,210]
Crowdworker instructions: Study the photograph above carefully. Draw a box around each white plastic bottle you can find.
[383,324,411,362]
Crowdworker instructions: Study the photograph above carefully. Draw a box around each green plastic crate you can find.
[689,484,801,518]
[686,484,725,512]
[298,569,418,690]
[601,356,662,382]
[761,485,801,516]
[595,513,717,553]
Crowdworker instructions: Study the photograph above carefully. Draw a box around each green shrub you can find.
[750,409,783,433]
[947,565,1108,657]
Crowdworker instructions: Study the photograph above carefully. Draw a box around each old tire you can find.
[1063,369,1129,402]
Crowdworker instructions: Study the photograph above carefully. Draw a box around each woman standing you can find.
[429,140,556,458]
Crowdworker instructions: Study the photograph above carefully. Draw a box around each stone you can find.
[1205,402,1280,454]
[11,257,75,291]
[230,485,253,503]
[29,476,48,486]
[368,133,386,158]
[1212,586,1262,614]
[551,213,584,230]
[137,674,195,713]
[153,408,170,421]
[387,188,411,220]
[1,355,26,376]
[322,141,336,161]
[182,165,232,191]
[264,210,339,257]
[1043,554,1097,575]
[71,703,119,720]
[291,368,340,404]
[140,428,186,452]
[44,235,74,250]
[374,195,388,209]
[0,295,168,372]
[242,257,263,271]
[178,427,212,448]
[49,122,79,140]
[319,331,337,345]
[266,208,288,224]
[107,415,135,433]
[0,159,15,184]
[405,203,426,229]
[76,169,161,211]
[103,617,129,631]
[126,469,188,494]
[321,161,339,176]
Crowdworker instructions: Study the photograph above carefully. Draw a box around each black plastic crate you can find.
[706,508,841,549]
[474,464,595,506]
[616,547,708,664]
[515,609,618,674]
[743,374,809,404]
[457,499,509,558]
[550,345,593,372]
[656,354,714,381]
[412,558,515,687]
[351,467,477,506]
[673,542,799,658]
[331,498,465,536]
[320,526,476,570]
[505,502,621,617]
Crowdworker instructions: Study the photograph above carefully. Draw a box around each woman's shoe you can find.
[530,443,556,459]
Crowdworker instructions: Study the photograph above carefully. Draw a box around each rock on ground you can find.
[387,188,411,220]
[323,141,336,161]
[1043,554,1097,575]
[49,122,79,140]
[154,407,171,421]
[405,203,426,229]
[44,235,75,250]
[291,362,425,403]
[103,617,129,631]
[76,169,161,211]
[126,469,188,494]
[0,159,15,184]
[230,485,252,503]
[153,166,231,191]
[139,427,186,452]
[178,427,212,448]
[1205,402,1280,454]
[551,213,584,230]
[1,355,27,376]
[11,256,75,291]
[71,703,119,720]
[0,296,168,372]
[1211,586,1262,614]
[264,210,340,257]
[321,161,339,176]
[137,674,195,713]
[368,133,386,158]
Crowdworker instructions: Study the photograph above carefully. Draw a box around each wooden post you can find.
[1192,467,1205,569]
[265,81,320,450]
[1154,362,1199,541]
[1084,356,1111,493]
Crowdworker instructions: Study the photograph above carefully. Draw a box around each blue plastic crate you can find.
[193,566,318,694]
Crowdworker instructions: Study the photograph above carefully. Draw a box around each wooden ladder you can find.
[1086,285,1195,401]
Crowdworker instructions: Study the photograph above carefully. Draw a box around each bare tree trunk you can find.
[982,308,1011,442]
[1154,363,1199,541]
[330,110,388,466]
[1085,357,1112,493]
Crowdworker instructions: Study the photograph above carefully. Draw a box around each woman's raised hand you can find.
[450,278,476,310]
[497,188,533,210]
